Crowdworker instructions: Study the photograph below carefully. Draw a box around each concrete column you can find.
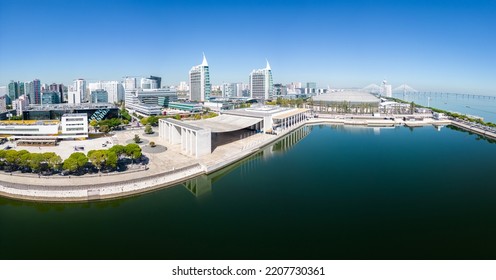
[192,131,197,156]
[164,123,169,142]
[184,129,188,154]
[189,129,194,156]
[181,127,185,151]
[187,129,192,155]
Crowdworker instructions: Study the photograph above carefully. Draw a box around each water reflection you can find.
[183,175,212,197]
[271,126,311,153]
[182,126,312,197]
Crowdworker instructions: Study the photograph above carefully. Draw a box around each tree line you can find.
[0,143,142,175]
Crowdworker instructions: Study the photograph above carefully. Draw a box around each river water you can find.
[1,125,495,259]
[393,92,496,123]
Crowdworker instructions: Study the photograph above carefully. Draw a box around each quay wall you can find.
[0,164,204,202]
[449,121,496,140]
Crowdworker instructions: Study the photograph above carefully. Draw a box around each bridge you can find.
[361,84,496,100]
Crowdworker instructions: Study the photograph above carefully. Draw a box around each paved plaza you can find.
[0,125,278,188]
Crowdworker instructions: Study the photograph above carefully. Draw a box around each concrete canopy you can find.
[184,115,261,133]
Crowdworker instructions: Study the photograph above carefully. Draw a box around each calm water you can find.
[393,92,496,123]
[1,125,496,259]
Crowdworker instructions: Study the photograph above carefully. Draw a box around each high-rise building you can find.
[249,60,273,100]
[236,83,244,97]
[221,83,231,97]
[72,79,86,104]
[32,79,41,104]
[140,78,159,89]
[177,81,189,92]
[306,82,317,95]
[68,79,86,104]
[381,80,392,97]
[189,53,211,102]
[0,95,7,112]
[49,83,65,103]
[221,83,243,97]
[90,89,109,103]
[148,76,162,89]
[124,77,137,90]
[24,81,33,102]
[273,83,287,96]
[19,82,25,97]
[8,81,19,102]
[42,91,61,104]
[13,95,29,116]
[88,81,124,104]
[41,83,50,92]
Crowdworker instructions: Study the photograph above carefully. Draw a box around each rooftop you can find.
[26,103,118,111]
[184,115,261,133]
[223,106,292,118]
[273,108,309,119]
[312,91,380,103]
[62,113,87,117]
[0,120,59,126]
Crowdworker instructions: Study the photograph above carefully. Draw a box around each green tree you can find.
[63,152,88,173]
[144,124,153,134]
[120,109,131,121]
[147,115,158,126]
[99,125,110,133]
[88,150,107,171]
[44,152,62,171]
[98,118,122,129]
[296,98,303,108]
[140,117,148,126]
[62,158,78,172]
[89,119,98,132]
[125,143,142,161]
[29,153,45,173]
[5,150,19,168]
[173,114,181,120]
[18,152,31,170]
[106,151,118,169]
[109,145,126,157]
[133,134,141,143]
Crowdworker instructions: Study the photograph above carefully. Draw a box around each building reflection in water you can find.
[182,126,311,197]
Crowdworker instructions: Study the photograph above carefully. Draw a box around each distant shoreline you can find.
[0,117,494,202]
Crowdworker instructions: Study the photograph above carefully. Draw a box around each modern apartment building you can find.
[88,81,124,104]
[249,60,273,100]
[189,53,211,102]
[68,79,86,104]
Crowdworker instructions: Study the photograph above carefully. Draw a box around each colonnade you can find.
[274,111,308,131]
[159,119,211,158]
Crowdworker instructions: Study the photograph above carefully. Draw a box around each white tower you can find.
[249,60,273,100]
[189,53,211,102]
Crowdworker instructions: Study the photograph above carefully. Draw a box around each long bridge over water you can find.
[362,84,496,100]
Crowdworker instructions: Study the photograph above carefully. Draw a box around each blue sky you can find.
[0,0,495,94]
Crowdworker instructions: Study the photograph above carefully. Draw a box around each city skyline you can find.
[1,0,495,95]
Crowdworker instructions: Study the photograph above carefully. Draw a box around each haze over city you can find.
[1,0,495,94]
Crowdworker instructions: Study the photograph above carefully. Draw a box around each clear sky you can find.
[0,0,495,94]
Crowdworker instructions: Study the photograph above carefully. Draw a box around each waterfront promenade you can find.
[0,115,494,202]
